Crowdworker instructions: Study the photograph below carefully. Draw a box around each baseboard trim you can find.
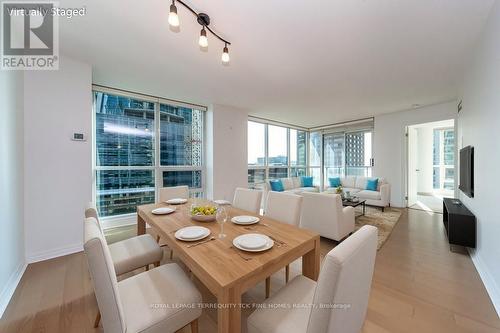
[26,243,83,264]
[0,261,27,319]
[469,248,500,318]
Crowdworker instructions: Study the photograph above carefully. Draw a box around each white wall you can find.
[0,70,26,317]
[206,104,248,201]
[24,56,93,262]
[373,101,457,207]
[458,0,500,315]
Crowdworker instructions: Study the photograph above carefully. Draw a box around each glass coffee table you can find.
[342,199,366,217]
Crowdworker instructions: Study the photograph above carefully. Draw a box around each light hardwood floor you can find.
[1,209,499,333]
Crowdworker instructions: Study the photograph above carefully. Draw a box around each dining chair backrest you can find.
[306,225,377,333]
[159,185,189,202]
[233,187,263,214]
[85,202,103,233]
[84,217,126,333]
[265,191,302,226]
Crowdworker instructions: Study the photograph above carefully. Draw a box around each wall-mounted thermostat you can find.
[72,133,86,141]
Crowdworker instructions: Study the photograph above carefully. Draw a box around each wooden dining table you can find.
[137,199,320,333]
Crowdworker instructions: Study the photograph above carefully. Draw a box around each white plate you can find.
[214,199,231,206]
[233,234,274,252]
[175,226,210,241]
[231,215,260,225]
[152,207,176,215]
[237,234,268,249]
[165,198,188,205]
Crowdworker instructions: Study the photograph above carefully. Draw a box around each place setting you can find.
[165,198,188,205]
[151,206,177,215]
[232,233,274,252]
[174,226,216,248]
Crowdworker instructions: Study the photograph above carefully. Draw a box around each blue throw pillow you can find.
[329,177,341,187]
[366,178,379,191]
[301,176,314,187]
[269,179,284,192]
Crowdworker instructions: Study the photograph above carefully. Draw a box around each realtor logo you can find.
[1,1,59,70]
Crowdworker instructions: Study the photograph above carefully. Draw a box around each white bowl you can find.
[191,214,216,222]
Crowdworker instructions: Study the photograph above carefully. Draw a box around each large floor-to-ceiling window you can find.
[94,87,205,217]
[248,120,307,188]
[309,121,374,189]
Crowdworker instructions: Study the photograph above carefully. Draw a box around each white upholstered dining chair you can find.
[299,192,355,241]
[159,185,189,202]
[247,225,378,333]
[84,203,163,276]
[264,191,303,297]
[85,203,164,328]
[84,218,202,333]
[233,187,263,214]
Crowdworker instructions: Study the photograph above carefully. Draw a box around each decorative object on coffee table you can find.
[335,185,343,194]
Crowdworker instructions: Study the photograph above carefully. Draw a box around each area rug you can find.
[354,206,402,250]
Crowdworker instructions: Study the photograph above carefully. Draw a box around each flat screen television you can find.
[459,146,474,198]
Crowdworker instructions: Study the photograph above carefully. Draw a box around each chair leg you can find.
[285,265,290,283]
[154,261,160,267]
[190,319,199,333]
[170,250,173,259]
[265,277,271,298]
[94,311,101,328]
[145,264,149,271]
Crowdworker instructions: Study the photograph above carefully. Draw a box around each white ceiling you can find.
[59,0,494,127]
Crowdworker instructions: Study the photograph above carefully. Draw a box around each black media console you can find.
[442,198,476,249]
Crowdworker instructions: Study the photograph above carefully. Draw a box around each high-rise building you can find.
[94,92,203,217]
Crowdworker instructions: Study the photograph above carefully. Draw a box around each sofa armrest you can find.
[380,183,391,206]
[341,206,355,236]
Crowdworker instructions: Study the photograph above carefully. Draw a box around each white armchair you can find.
[299,192,355,241]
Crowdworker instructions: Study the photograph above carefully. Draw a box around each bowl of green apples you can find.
[190,205,218,222]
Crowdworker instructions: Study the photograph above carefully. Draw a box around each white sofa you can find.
[325,176,390,211]
[264,176,320,195]
[299,192,355,241]
[262,177,319,211]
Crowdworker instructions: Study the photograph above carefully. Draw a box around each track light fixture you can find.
[199,27,208,48]
[168,0,231,64]
[222,44,230,63]
[168,1,179,27]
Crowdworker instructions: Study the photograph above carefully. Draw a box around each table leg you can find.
[363,202,366,216]
[217,286,242,333]
[137,213,146,236]
[302,236,321,281]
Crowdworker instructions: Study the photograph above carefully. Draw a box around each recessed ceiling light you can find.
[412,104,421,108]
